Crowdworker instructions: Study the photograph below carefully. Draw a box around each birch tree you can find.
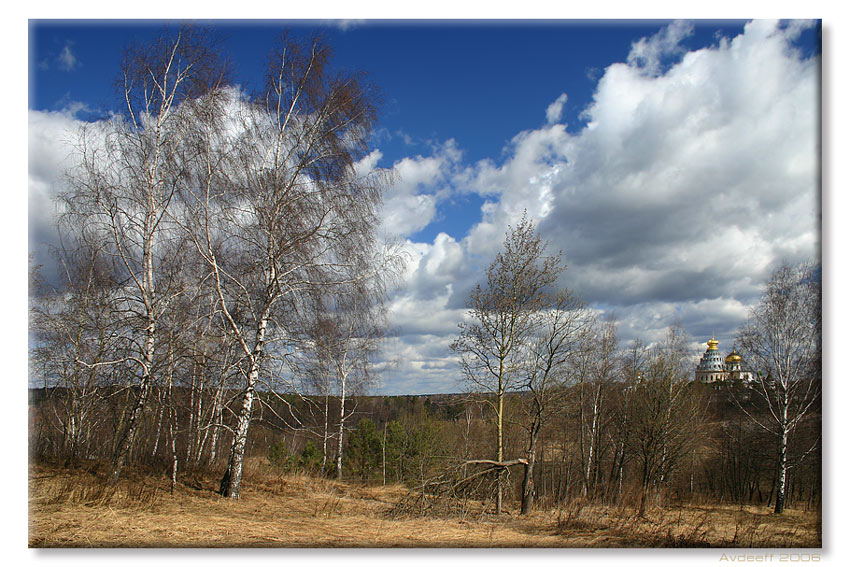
[736,261,821,514]
[608,338,650,502]
[176,35,389,498]
[293,336,335,475]
[575,315,619,500]
[451,213,563,514]
[303,273,388,480]
[29,238,123,462]
[60,28,225,479]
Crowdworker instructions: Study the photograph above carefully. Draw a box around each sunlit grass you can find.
[29,460,820,548]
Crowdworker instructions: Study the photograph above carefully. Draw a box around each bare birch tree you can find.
[308,285,386,480]
[736,261,821,514]
[451,213,563,514]
[575,315,619,500]
[175,35,390,498]
[608,338,650,502]
[61,26,225,479]
[30,238,123,462]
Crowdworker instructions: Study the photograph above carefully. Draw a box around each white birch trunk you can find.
[111,318,156,479]
[206,387,223,468]
[336,373,347,480]
[321,393,329,476]
[775,403,790,513]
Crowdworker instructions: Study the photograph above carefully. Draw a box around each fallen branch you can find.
[464,458,528,468]
[388,458,529,519]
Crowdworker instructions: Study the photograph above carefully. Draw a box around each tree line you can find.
[28,26,821,516]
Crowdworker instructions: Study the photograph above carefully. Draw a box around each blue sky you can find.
[31,20,779,243]
[28,19,822,395]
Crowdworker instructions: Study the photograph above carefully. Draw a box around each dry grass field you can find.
[28,459,820,548]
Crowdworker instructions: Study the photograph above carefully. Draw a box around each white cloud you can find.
[545,93,568,125]
[331,20,366,31]
[541,19,819,308]
[376,140,462,239]
[626,20,694,76]
[28,108,87,282]
[376,335,461,395]
[57,42,79,72]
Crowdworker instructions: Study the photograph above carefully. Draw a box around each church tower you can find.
[695,337,725,383]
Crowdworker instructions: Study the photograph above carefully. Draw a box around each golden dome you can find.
[725,349,742,363]
[707,337,719,351]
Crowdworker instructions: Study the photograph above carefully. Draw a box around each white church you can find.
[694,337,755,384]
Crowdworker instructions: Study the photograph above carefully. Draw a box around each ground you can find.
[28,460,821,548]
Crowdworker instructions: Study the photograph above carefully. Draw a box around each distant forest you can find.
[28,378,821,515]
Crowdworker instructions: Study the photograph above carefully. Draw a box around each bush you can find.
[346,418,383,480]
[268,440,296,471]
[299,440,323,473]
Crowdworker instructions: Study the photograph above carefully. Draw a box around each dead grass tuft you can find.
[29,463,821,548]
[31,464,164,511]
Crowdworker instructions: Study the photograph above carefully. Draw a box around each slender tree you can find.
[452,213,563,514]
[625,325,706,515]
[305,284,387,480]
[517,289,591,514]
[736,261,821,514]
[575,315,619,499]
[29,238,122,462]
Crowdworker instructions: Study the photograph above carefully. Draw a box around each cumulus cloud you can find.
[376,335,461,395]
[377,20,819,393]
[626,20,694,75]
[541,19,819,309]
[458,124,569,260]
[376,140,463,239]
[28,108,87,283]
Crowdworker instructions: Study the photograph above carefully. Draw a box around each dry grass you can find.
[29,459,821,548]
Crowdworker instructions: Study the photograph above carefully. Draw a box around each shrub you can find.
[268,440,296,471]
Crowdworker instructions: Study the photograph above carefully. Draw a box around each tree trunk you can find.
[584,391,600,498]
[540,443,546,508]
[219,377,255,498]
[774,425,789,514]
[186,361,199,465]
[169,383,178,495]
[520,423,540,515]
[496,380,504,515]
[219,325,266,499]
[321,393,329,476]
[336,375,347,480]
[111,320,155,480]
[206,384,223,468]
[382,425,387,486]
[151,387,165,459]
[219,294,271,498]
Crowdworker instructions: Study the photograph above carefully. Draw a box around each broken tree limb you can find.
[464,458,529,468]
[389,458,531,519]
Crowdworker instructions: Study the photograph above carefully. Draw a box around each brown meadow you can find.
[29,458,820,548]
